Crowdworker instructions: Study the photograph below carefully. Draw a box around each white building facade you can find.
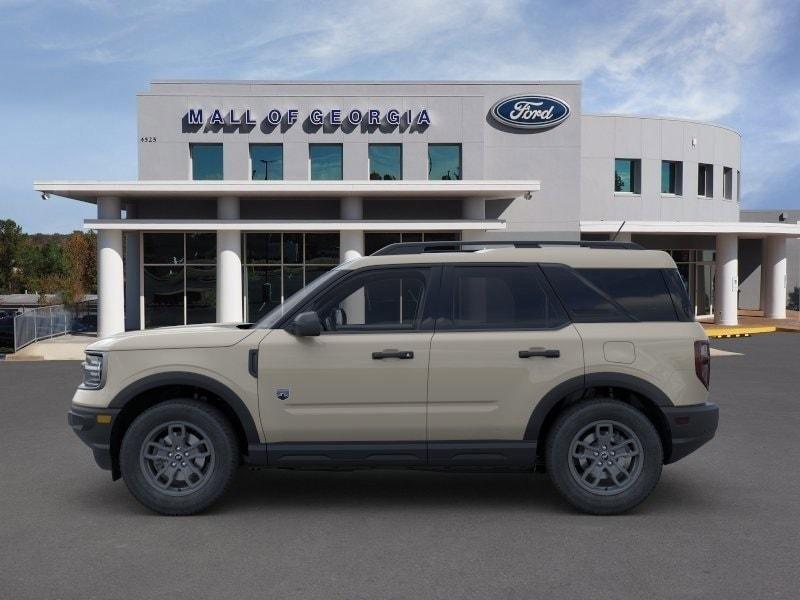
[34,81,800,337]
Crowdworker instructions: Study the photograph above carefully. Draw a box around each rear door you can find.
[426,264,584,463]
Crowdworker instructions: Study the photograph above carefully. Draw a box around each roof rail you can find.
[371,240,643,256]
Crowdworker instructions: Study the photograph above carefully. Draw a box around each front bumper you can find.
[662,402,719,464]
[67,405,120,471]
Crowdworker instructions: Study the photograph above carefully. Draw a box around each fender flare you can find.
[523,372,673,442]
[108,371,261,446]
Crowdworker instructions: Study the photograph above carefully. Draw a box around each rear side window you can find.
[576,268,679,322]
[541,265,631,322]
[662,268,695,321]
[441,265,568,330]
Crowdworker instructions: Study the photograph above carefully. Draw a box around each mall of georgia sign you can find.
[490,95,571,130]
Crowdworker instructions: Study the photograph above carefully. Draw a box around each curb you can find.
[704,326,777,339]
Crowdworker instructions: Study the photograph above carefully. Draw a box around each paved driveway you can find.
[1,334,799,599]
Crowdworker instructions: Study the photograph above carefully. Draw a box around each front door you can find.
[427,264,584,463]
[258,266,436,454]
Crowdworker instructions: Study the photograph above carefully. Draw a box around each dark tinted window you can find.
[541,265,630,323]
[577,268,678,321]
[442,266,568,330]
[662,268,695,321]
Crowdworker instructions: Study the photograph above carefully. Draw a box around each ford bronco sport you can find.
[68,240,718,515]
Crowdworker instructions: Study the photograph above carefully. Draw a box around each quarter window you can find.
[614,159,641,193]
[441,266,568,330]
[190,144,223,180]
[309,144,343,180]
[250,144,283,180]
[428,144,461,180]
[368,144,402,180]
[698,163,714,197]
[576,269,679,321]
[661,161,683,195]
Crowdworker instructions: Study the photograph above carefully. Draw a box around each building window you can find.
[736,170,741,202]
[723,166,733,200]
[698,163,714,198]
[661,161,683,195]
[142,233,217,328]
[428,144,461,180]
[309,144,343,180]
[242,232,340,322]
[614,158,640,193]
[368,144,402,180]
[364,231,460,256]
[250,144,283,180]
[190,144,223,180]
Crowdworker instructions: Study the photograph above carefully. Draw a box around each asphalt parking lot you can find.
[1,334,799,599]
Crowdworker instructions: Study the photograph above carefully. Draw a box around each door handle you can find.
[372,349,414,360]
[519,348,560,359]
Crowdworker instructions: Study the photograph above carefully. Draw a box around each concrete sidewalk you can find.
[5,334,96,361]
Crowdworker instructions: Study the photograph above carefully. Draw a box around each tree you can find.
[61,230,97,304]
[0,219,25,293]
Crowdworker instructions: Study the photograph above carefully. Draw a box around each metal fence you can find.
[8,301,97,353]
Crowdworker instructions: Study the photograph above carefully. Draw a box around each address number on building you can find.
[140,136,157,143]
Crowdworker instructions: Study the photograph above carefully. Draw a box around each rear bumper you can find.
[662,402,719,464]
[67,405,120,471]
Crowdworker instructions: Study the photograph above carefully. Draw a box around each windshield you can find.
[255,265,345,329]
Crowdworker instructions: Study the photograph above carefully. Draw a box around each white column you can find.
[339,197,364,262]
[124,203,140,331]
[216,197,243,323]
[97,197,125,338]
[461,197,486,242]
[763,236,787,319]
[714,233,738,326]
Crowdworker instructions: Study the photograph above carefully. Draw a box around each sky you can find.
[1,0,799,233]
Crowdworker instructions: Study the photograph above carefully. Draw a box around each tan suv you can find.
[68,240,718,515]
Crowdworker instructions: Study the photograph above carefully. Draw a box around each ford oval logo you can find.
[490,95,571,130]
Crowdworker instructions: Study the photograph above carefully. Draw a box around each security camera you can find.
[41,192,49,201]
[524,191,533,200]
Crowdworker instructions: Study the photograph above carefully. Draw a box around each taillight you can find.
[694,340,710,389]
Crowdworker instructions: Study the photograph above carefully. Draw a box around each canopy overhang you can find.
[84,219,507,232]
[581,220,800,238]
[34,180,541,203]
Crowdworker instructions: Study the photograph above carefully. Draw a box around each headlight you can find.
[80,352,105,389]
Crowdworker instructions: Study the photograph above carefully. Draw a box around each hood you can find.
[87,323,257,352]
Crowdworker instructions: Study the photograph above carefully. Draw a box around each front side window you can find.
[312,268,431,332]
[661,161,683,195]
[428,144,461,180]
[698,163,713,197]
[250,144,283,180]
[441,266,568,330]
[309,144,343,180]
[191,144,223,180]
[369,144,402,180]
[614,158,640,193]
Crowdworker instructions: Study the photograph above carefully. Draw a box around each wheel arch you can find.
[525,373,673,464]
[108,372,260,479]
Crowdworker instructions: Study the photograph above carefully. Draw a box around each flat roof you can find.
[34,180,541,204]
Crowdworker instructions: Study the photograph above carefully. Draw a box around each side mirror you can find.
[290,311,322,337]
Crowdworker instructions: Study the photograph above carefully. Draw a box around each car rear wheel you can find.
[120,400,239,515]
[545,399,663,515]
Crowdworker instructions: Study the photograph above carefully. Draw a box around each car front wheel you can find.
[545,399,663,515]
[120,400,239,515]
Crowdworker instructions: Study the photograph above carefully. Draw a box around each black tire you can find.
[545,399,663,515]
[120,400,239,515]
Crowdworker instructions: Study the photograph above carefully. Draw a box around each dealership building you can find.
[34,81,800,338]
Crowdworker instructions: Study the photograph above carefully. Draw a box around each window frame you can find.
[308,143,343,181]
[435,263,571,332]
[368,143,403,181]
[274,264,442,334]
[723,166,733,200]
[189,143,223,181]
[427,143,462,181]
[249,143,284,181]
[614,158,641,194]
[660,160,683,196]
[698,163,714,198]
